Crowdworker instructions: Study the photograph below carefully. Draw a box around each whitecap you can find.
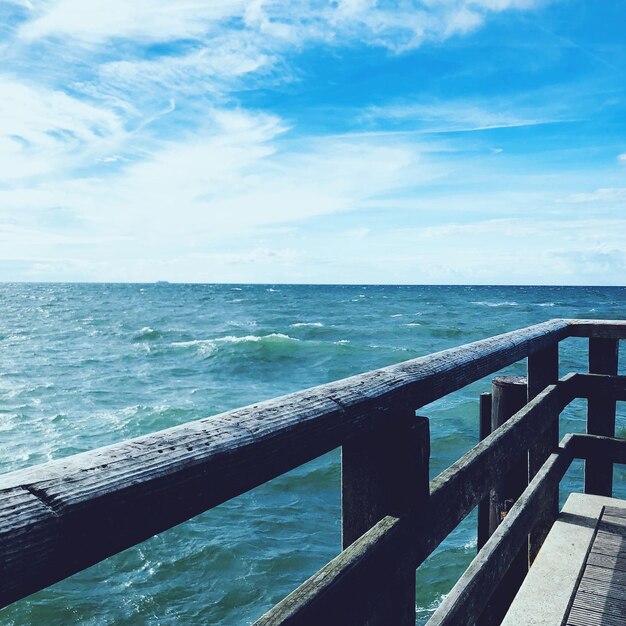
[215,333,297,344]
[471,301,518,307]
[290,322,324,328]
[403,323,421,327]
[133,327,161,341]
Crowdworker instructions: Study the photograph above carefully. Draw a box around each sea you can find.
[1,283,625,625]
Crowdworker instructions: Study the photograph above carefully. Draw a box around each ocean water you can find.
[1,283,625,625]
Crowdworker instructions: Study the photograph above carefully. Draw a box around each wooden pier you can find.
[1,318,626,624]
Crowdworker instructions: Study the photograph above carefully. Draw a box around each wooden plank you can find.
[585,338,619,496]
[483,376,529,625]
[425,375,575,558]
[567,319,626,339]
[565,504,626,626]
[573,589,626,616]
[569,434,626,466]
[341,415,429,625]
[572,373,626,401]
[258,380,575,626]
[425,437,574,626]
[477,392,492,552]
[527,343,560,562]
[0,319,571,607]
[587,553,626,572]
[253,515,410,626]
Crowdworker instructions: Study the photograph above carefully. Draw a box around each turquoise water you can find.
[1,283,625,625]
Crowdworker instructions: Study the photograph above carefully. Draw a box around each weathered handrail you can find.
[1,318,624,622]
[427,429,626,626]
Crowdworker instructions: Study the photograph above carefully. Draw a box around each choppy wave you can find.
[170,333,300,357]
[471,301,518,307]
[2,283,624,626]
[132,326,162,341]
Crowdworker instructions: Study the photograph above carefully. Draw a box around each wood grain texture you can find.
[341,415,429,625]
[426,436,574,626]
[477,392,492,553]
[585,338,619,496]
[1,318,623,613]
[566,506,626,626]
[425,375,575,558]
[527,343,560,562]
[0,319,571,607]
[254,376,579,626]
[253,515,410,626]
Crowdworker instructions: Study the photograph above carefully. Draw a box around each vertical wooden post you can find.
[585,337,619,496]
[482,376,528,626]
[527,344,559,563]
[342,412,429,626]
[477,392,492,552]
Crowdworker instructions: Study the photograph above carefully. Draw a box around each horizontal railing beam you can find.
[0,318,622,608]
[252,376,578,625]
[425,436,574,626]
[0,319,571,607]
[566,319,626,339]
[569,433,626,465]
[425,374,575,557]
[253,515,411,626]
[572,373,626,401]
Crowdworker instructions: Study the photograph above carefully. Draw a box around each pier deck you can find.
[502,493,626,626]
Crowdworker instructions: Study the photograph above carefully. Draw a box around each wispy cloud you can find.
[0,76,124,180]
[362,99,572,133]
[1,0,624,284]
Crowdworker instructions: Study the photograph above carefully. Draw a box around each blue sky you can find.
[0,0,625,284]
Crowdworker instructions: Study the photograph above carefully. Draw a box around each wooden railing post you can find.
[477,392,492,552]
[341,412,429,626]
[527,343,559,562]
[481,376,528,625]
[585,337,619,496]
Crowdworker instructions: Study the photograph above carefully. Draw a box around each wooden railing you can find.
[0,318,624,624]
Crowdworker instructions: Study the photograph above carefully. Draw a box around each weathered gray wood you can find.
[573,373,626,401]
[585,338,619,496]
[483,376,530,625]
[489,376,529,536]
[1,318,623,612]
[253,515,409,626]
[567,319,626,339]
[256,378,576,626]
[565,505,626,626]
[341,415,429,625]
[570,434,626,465]
[527,343,560,562]
[0,319,571,607]
[426,436,574,626]
[425,375,575,558]
[477,392,492,552]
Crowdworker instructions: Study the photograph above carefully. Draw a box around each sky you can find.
[0,0,625,284]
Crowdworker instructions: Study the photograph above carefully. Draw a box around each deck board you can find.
[566,506,626,626]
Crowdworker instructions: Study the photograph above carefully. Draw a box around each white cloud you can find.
[618,153,626,163]
[363,99,564,133]
[19,0,246,43]
[0,108,441,253]
[18,0,544,51]
[559,187,626,204]
[0,76,124,180]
